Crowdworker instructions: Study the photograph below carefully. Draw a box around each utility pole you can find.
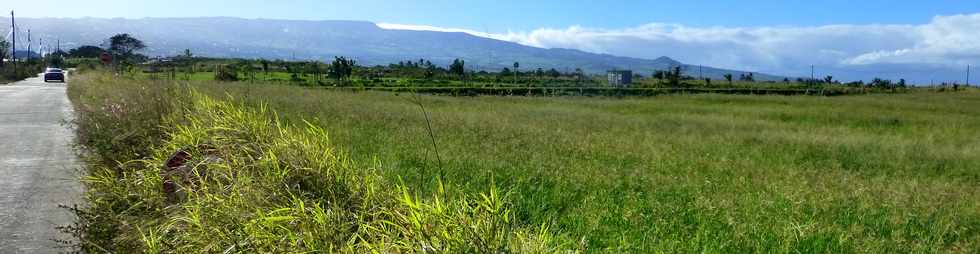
[968,65,972,87]
[11,10,16,73]
[27,29,31,61]
[699,65,703,80]
[810,65,815,85]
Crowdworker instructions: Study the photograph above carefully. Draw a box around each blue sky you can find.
[8,0,980,32]
[7,0,980,82]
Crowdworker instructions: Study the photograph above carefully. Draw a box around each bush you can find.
[1,63,45,82]
[214,65,239,81]
[73,59,103,74]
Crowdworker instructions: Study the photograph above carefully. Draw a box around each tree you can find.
[183,49,193,59]
[666,66,683,87]
[824,75,834,84]
[214,64,238,81]
[724,73,733,85]
[500,67,512,76]
[739,72,755,82]
[50,50,69,59]
[546,68,561,78]
[108,34,147,64]
[329,56,356,82]
[845,80,865,87]
[449,58,466,77]
[783,78,790,84]
[244,60,260,82]
[513,62,520,84]
[870,78,894,89]
[653,70,665,80]
[48,53,65,68]
[0,39,9,68]
[260,59,270,75]
[67,45,104,58]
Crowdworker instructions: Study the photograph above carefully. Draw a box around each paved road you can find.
[0,75,82,253]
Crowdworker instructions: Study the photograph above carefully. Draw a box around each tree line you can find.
[36,33,926,91]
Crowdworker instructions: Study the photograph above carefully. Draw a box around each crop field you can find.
[68,71,980,253]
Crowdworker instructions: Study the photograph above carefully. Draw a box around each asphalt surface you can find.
[0,74,82,253]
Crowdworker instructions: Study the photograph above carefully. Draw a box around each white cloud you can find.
[377,23,517,42]
[379,13,980,79]
[844,14,980,66]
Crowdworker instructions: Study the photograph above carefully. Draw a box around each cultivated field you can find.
[69,72,980,253]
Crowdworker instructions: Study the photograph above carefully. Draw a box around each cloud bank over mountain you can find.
[382,13,980,83]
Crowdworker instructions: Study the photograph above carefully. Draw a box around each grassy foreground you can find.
[68,72,979,253]
[67,73,570,253]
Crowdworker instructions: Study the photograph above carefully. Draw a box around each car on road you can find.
[44,68,66,83]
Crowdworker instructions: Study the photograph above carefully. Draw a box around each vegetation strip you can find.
[66,72,571,253]
[66,69,980,253]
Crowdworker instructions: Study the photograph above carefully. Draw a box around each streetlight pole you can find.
[11,10,16,74]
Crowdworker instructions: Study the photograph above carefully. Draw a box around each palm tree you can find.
[513,62,520,85]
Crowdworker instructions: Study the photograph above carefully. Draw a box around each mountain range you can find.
[2,17,787,81]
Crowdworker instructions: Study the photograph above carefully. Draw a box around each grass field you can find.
[199,82,980,252]
[69,72,980,253]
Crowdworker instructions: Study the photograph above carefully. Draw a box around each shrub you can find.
[214,65,239,81]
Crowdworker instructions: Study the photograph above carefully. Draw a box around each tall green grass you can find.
[67,73,572,253]
[68,71,980,253]
[190,81,980,253]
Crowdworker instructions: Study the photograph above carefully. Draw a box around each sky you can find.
[6,0,980,82]
[8,1,980,32]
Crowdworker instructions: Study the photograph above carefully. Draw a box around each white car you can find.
[43,68,66,83]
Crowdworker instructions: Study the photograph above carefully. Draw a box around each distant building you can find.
[607,70,633,87]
